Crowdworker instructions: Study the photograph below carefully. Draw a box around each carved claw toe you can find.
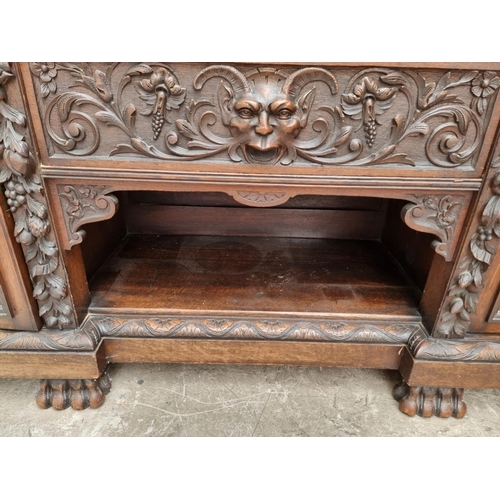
[393,382,466,418]
[36,371,111,410]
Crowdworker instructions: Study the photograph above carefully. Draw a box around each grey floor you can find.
[2,363,500,436]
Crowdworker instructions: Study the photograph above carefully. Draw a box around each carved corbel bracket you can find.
[401,194,466,261]
[57,184,119,250]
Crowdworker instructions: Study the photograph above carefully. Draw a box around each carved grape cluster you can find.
[477,225,494,242]
[363,116,377,148]
[3,179,27,212]
[152,109,165,140]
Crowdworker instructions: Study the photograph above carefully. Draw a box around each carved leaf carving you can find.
[0,63,75,329]
[437,168,500,338]
[85,314,419,343]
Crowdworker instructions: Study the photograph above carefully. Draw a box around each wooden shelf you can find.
[89,234,421,320]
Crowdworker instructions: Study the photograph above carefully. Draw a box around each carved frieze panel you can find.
[0,63,76,329]
[28,63,498,171]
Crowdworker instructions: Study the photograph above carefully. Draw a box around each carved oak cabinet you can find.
[2,62,500,417]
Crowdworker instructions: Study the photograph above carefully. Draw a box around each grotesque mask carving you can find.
[194,66,339,164]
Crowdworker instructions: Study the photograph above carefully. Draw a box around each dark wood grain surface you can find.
[89,234,420,318]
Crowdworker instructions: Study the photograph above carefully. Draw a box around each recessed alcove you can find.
[79,191,435,322]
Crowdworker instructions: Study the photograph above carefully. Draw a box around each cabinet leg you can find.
[36,371,111,410]
[392,382,467,418]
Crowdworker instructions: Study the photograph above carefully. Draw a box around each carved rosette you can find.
[402,194,464,261]
[58,184,119,250]
[437,160,500,338]
[470,71,500,115]
[0,63,75,329]
[34,64,494,169]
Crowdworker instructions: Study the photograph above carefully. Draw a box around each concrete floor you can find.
[1,363,500,436]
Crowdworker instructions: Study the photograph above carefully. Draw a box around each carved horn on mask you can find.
[194,65,251,93]
[282,68,339,99]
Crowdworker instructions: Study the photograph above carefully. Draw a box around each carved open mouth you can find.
[244,146,283,164]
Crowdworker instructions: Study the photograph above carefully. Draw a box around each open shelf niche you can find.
[78,191,435,335]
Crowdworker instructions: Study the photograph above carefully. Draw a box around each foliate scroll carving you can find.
[437,160,500,338]
[35,64,495,169]
[0,63,75,329]
[402,194,464,261]
[58,185,119,250]
[84,314,420,343]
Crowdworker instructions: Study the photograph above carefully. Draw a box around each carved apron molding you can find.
[84,314,422,343]
[0,63,76,329]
